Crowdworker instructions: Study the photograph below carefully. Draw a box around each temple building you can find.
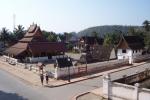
[117,35,144,64]
[4,24,65,62]
[79,36,104,52]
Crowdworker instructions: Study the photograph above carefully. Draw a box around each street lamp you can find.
[85,53,87,74]
[67,57,71,82]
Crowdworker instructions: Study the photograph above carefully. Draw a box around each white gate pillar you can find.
[103,74,111,99]
[133,83,140,100]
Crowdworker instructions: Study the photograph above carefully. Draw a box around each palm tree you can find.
[0,27,10,47]
[13,25,25,40]
[143,20,150,32]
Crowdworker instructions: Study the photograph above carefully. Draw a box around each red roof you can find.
[29,42,66,53]
[4,24,66,57]
[4,43,28,56]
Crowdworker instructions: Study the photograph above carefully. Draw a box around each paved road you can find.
[0,68,100,100]
[0,62,150,100]
[0,70,49,100]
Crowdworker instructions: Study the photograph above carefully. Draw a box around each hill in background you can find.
[78,25,142,37]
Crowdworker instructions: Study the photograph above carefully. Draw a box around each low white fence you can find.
[29,55,68,62]
[2,55,40,73]
[52,55,68,60]
[27,57,49,63]
[103,74,150,100]
[3,55,18,65]
[52,59,129,79]
[16,62,41,73]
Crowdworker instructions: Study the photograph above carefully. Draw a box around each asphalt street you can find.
[0,69,100,100]
[0,62,150,100]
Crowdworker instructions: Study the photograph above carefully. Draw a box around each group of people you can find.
[40,73,49,85]
[38,63,49,85]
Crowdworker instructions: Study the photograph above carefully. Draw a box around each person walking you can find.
[45,73,49,84]
[40,74,44,85]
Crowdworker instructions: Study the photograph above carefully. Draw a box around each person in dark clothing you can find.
[45,73,49,84]
[40,74,44,85]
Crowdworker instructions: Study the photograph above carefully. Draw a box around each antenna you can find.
[13,14,16,30]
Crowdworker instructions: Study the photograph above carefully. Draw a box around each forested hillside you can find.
[78,25,142,37]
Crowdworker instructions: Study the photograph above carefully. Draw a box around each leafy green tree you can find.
[103,33,113,46]
[144,33,150,48]
[128,27,136,35]
[0,27,10,47]
[103,32,120,46]
[42,30,50,39]
[13,25,25,40]
[143,20,150,32]
[127,27,145,38]
[47,32,57,42]
[66,43,73,51]
[8,32,16,42]
[64,32,69,42]
[64,32,73,42]
[43,30,61,42]
[57,33,65,41]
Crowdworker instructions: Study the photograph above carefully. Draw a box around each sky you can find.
[0,0,150,33]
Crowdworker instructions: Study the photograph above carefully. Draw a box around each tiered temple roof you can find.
[4,24,65,58]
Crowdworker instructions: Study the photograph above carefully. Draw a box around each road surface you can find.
[0,62,150,100]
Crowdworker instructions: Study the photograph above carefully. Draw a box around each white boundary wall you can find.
[3,55,68,63]
[28,57,48,63]
[133,54,150,62]
[54,66,78,78]
[103,74,150,100]
[53,59,128,79]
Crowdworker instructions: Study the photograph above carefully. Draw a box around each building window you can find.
[133,50,134,53]
[122,49,126,53]
[136,50,137,53]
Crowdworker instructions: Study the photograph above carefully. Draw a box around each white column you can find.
[133,83,140,100]
[54,67,59,79]
[103,74,111,99]
[129,56,133,64]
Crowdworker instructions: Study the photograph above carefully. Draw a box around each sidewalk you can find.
[73,61,150,100]
[74,88,104,100]
[0,59,148,87]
